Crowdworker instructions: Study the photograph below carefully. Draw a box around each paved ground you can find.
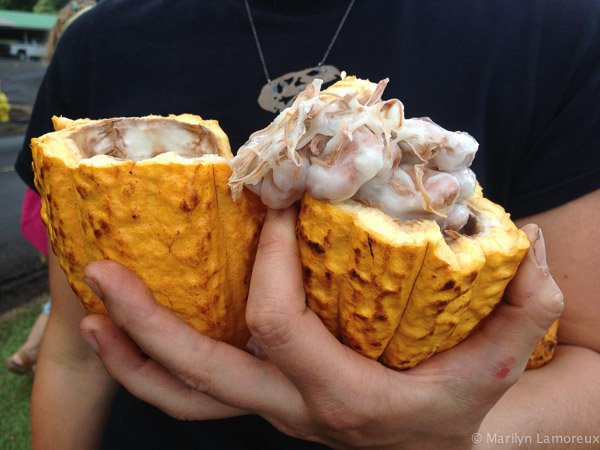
[0,57,49,314]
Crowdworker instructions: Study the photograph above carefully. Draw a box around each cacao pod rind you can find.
[32,115,266,348]
[297,186,531,369]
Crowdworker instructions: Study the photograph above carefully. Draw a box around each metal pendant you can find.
[257,65,341,114]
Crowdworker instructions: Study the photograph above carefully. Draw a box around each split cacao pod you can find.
[31,114,266,348]
[32,113,557,369]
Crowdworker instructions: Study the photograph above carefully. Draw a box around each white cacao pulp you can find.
[229,76,479,232]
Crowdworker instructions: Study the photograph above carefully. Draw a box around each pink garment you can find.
[21,188,49,257]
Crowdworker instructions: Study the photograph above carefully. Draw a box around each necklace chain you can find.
[244,0,356,84]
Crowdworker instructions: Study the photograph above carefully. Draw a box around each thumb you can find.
[483,224,564,361]
[501,224,564,325]
[245,206,349,388]
[245,206,307,349]
[432,224,563,384]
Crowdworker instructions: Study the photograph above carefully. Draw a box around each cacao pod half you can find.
[32,114,266,348]
[298,189,534,369]
[299,193,558,370]
[229,74,557,370]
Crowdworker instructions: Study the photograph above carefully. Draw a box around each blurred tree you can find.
[0,0,38,11]
[33,0,68,13]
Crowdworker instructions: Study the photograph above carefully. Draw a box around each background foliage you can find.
[0,0,69,13]
[0,295,48,450]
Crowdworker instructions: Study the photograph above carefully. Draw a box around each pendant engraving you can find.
[258,65,341,113]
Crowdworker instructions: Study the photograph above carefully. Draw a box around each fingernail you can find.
[84,276,104,300]
[532,228,548,269]
[81,330,99,353]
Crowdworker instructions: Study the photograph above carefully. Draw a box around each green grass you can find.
[0,294,48,450]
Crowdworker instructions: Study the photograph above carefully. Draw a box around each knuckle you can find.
[118,303,159,336]
[180,371,213,395]
[529,281,564,331]
[309,401,365,436]
[175,339,219,395]
[543,283,564,317]
[246,308,295,349]
[257,232,290,261]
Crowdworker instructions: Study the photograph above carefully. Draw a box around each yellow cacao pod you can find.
[297,190,557,370]
[31,114,266,348]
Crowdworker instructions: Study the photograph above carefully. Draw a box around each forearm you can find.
[479,345,600,448]
[31,246,119,450]
[31,322,118,450]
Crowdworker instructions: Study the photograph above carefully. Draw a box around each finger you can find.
[246,207,366,393]
[478,224,564,365]
[425,224,563,386]
[80,314,243,421]
[503,224,564,315]
[83,260,301,418]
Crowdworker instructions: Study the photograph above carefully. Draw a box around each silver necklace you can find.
[245,0,356,113]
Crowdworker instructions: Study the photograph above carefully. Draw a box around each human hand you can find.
[80,208,563,450]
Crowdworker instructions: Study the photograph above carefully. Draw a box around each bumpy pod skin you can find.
[298,186,538,370]
[380,229,486,369]
[298,196,433,357]
[526,319,559,369]
[435,186,531,353]
[31,115,266,348]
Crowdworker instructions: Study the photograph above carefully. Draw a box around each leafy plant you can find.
[33,0,69,14]
[0,295,48,450]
